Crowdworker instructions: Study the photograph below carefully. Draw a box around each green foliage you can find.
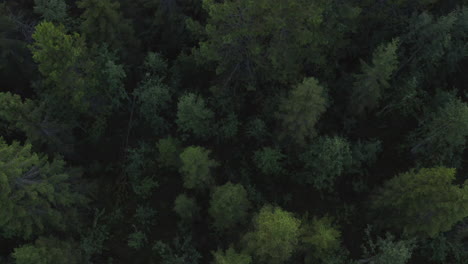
[143,51,168,77]
[0,139,87,239]
[80,209,110,261]
[301,136,352,191]
[34,0,67,22]
[372,167,468,238]
[0,5,30,80]
[95,46,128,110]
[212,246,252,264]
[176,93,215,139]
[405,9,467,75]
[78,0,135,50]
[134,78,172,134]
[179,146,218,190]
[349,140,382,175]
[125,143,159,199]
[13,236,82,264]
[253,147,285,176]
[423,234,468,264]
[174,194,199,221]
[128,229,147,250]
[153,236,201,264]
[0,92,74,152]
[243,205,301,264]
[350,39,399,115]
[276,77,328,146]
[157,137,182,169]
[410,97,468,167]
[191,0,327,86]
[362,228,414,264]
[245,118,268,142]
[30,21,91,111]
[301,216,341,261]
[209,182,250,231]
[217,112,239,140]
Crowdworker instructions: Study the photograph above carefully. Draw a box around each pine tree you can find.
[300,136,352,191]
[0,139,87,239]
[350,39,399,116]
[176,93,215,139]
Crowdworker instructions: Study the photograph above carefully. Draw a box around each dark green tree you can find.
[176,93,215,139]
[179,146,218,190]
[157,137,182,169]
[12,236,83,264]
[360,228,414,264]
[34,0,67,22]
[209,182,250,231]
[300,136,352,191]
[410,97,468,167]
[276,77,328,146]
[77,0,135,51]
[189,0,329,87]
[350,39,399,116]
[253,147,285,176]
[174,194,199,222]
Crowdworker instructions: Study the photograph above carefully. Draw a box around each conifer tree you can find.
[0,139,87,239]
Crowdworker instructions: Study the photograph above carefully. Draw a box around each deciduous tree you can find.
[243,205,301,264]
[372,167,468,238]
[179,146,218,190]
[209,182,250,231]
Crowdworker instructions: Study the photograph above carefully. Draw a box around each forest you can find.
[0,0,467,263]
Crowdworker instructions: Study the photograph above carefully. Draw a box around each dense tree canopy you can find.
[1,0,467,263]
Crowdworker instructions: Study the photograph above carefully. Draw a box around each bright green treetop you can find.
[179,146,218,190]
[300,216,341,262]
[209,182,250,231]
[0,139,87,239]
[243,205,301,264]
[372,167,468,238]
[276,77,328,146]
[30,21,91,111]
